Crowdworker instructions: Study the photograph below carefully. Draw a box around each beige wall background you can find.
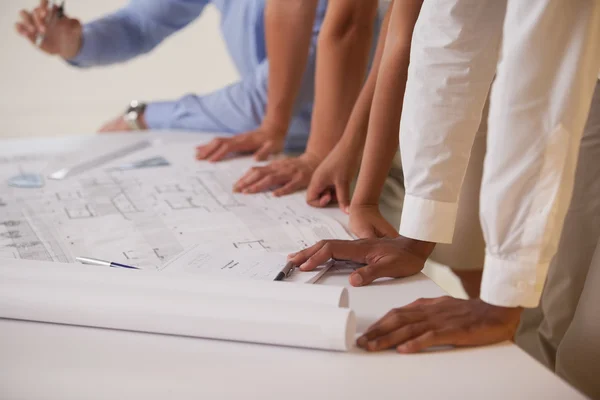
[0,0,239,139]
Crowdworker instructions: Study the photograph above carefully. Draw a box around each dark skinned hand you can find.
[357,296,523,353]
[288,236,435,287]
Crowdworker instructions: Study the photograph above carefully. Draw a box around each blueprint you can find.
[0,141,352,269]
[161,244,332,284]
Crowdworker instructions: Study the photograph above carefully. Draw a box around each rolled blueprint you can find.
[0,261,355,351]
[1,260,349,307]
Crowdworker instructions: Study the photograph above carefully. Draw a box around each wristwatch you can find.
[124,100,147,130]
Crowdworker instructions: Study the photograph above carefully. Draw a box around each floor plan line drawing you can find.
[0,217,50,261]
[23,211,71,263]
[1,143,352,269]
[164,197,211,211]
[111,192,144,216]
[155,183,184,194]
[194,173,244,209]
[64,204,95,220]
[55,190,83,201]
[232,239,270,250]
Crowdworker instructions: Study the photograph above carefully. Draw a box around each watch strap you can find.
[124,101,146,131]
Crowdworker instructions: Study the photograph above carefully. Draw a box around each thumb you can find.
[375,224,400,238]
[350,219,378,239]
[349,259,404,287]
[317,191,332,208]
[354,227,378,239]
[254,140,274,161]
[335,181,351,213]
[306,179,327,207]
[373,220,400,238]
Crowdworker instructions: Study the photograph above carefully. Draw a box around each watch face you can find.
[126,101,146,115]
[125,111,138,122]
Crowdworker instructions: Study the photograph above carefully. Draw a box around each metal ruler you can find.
[47,140,154,180]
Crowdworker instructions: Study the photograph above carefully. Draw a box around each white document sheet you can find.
[162,244,331,284]
[0,260,355,351]
[0,140,352,269]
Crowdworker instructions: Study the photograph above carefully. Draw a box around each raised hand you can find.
[15,0,82,59]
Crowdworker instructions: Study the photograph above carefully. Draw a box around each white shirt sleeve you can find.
[399,0,600,308]
[399,0,505,244]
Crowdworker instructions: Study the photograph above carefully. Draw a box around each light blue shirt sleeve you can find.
[66,0,326,152]
[69,0,209,67]
[144,52,316,152]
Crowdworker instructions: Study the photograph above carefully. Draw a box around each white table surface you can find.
[0,133,585,400]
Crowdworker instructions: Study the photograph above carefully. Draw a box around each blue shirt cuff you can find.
[66,25,98,67]
[144,101,177,130]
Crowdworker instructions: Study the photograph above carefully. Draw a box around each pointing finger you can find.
[396,329,455,354]
[349,255,419,287]
[357,309,423,347]
[15,23,35,42]
[33,6,46,34]
[208,142,234,162]
[297,241,339,272]
[272,174,305,197]
[363,322,430,352]
[196,139,224,160]
[243,173,284,194]
[287,240,328,266]
[334,181,351,212]
[296,240,370,272]
[233,166,267,192]
[210,135,257,161]
[19,10,36,34]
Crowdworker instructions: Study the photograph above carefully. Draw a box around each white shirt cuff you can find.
[399,195,458,244]
[480,254,548,308]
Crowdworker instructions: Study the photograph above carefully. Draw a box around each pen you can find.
[35,0,65,47]
[274,261,295,281]
[76,256,139,270]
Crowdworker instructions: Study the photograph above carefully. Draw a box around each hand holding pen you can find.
[15,0,82,59]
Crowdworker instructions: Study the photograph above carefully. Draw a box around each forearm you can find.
[144,96,232,132]
[70,0,206,67]
[262,0,319,136]
[68,8,144,67]
[350,67,402,205]
[305,1,378,161]
[333,2,393,163]
[144,72,269,133]
[352,0,423,205]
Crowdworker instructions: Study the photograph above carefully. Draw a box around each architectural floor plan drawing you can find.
[0,141,352,269]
